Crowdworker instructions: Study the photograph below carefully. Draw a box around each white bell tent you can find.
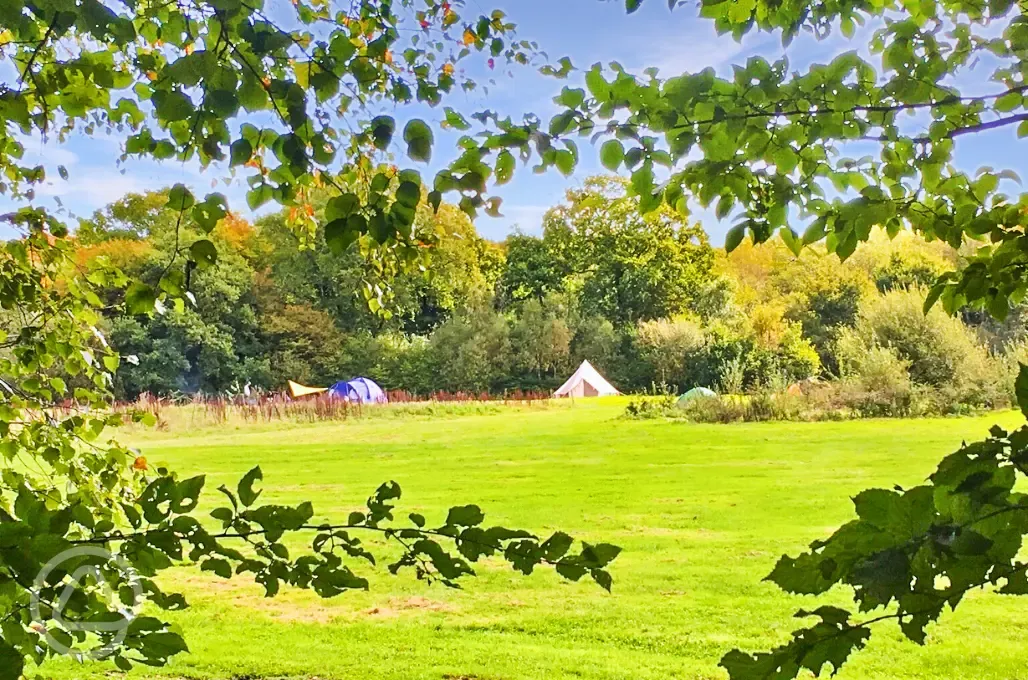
[553,360,620,398]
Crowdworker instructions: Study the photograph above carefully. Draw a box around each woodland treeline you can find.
[77,176,1026,412]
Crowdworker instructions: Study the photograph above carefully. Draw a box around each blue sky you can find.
[5,0,1027,243]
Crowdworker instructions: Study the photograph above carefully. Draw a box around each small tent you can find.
[677,387,717,405]
[553,361,620,398]
[329,377,387,404]
[288,380,328,399]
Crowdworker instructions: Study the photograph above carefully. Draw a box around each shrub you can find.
[635,317,705,387]
[838,287,999,390]
[672,389,805,423]
[623,393,679,419]
[718,357,746,394]
[834,342,914,416]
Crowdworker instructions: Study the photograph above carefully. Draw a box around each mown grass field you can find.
[52,399,1028,679]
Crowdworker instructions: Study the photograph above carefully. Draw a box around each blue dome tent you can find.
[329,377,387,404]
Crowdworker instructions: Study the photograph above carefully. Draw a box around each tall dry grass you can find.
[96,388,556,433]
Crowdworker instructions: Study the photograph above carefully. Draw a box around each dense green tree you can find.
[499,233,568,306]
[78,192,268,398]
[570,315,619,372]
[775,254,873,375]
[76,191,179,244]
[428,305,512,393]
[107,315,193,396]
[542,176,716,326]
[259,302,347,387]
[510,296,573,383]
[258,200,498,336]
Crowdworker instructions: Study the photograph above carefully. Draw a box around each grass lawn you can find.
[48,399,1028,680]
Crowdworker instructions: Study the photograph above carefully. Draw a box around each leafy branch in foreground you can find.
[721,421,1028,679]
[19,465,617,671]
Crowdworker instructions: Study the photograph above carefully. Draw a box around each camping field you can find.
[48,399,1028,680]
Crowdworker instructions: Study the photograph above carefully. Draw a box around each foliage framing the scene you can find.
[4,0,1028,676]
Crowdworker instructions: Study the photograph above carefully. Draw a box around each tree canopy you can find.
[541,176,713,326]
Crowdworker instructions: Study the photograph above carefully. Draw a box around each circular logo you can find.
[30,546,144,659]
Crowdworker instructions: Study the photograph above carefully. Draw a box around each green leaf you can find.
[192,194,228,233]
[325,193,360,222]
[554,149,575,176]
[125,282,157,315]
[371,115,395,149]
[141,631,188,658]
[238,466,263,507]
[152,90,194,122]
[779,227,802,256]
[201,558,233,579]
[583,542,622,567]
[428,190,443,212]
[1001,570,1028,594]
[325,216,362,254]
[443,107,471,131]
[446,504,484,527]
[995,91,1023,113]
[239,72,269,112]
[591,569,613,591]
[541,531,574,561]
[923,283,945,313]
[556,87,585,109]
[210,507,233,523]
[396,180,421,207]
[403,119,434,162]
[600,139,625,171]
[246,184,275,210]
[841,16,855,38]
[189,239,218,269]
[585,66,608,99]
[1015,364,1028,418]
[167,184,195,211]
[229,139,253,166]
[728,0,756,24]
[495,150,515,185]
[173,475,205,513]
[0,641,24,680]
[549,110,576,137]
[725,224,747,252]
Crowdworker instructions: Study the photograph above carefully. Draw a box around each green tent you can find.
[677,387,717,405]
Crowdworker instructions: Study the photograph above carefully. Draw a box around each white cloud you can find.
[19,141,80,169]
[35,167,147,206]
[632,27,779,77]
[477,203,551,240]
